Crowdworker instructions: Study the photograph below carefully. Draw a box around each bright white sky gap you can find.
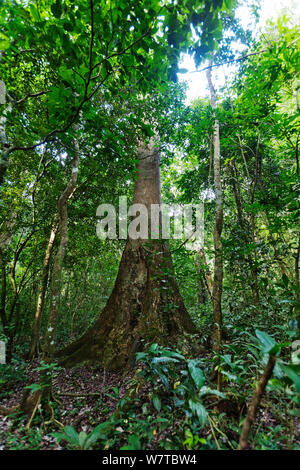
[177,0,300,103]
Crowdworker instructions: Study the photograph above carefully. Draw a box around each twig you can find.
[57,391,118,401]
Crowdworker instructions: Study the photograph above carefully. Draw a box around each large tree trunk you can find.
[57,137,195,370]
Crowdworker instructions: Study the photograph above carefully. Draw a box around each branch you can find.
[187,50,269,74]
[14,90,50,105]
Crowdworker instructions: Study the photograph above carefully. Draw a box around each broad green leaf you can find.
[152,394,161,412]
[188,359,205,389]
[255,329,279,354]
[78,431,88,449]
[64,425,79,442]
[152,356,180,364]
[199,386,226,399]
[188,399,208,427]
[25,383,42,392]
[280,364,300,393]
[29,4,40,22]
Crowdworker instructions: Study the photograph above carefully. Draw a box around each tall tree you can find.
[206,62,223,387]
[58,134,195,369]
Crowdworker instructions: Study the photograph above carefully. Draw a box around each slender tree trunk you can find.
[57,136,195,370]
[206,64,223,360]
[0,247,7,329]
[194,249,212,301]
[194,254,208,304]
[238,355,276,450]
[28,219,58,360]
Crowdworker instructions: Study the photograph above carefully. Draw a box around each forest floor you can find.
[0,353,299,450]
[0,361,127,450]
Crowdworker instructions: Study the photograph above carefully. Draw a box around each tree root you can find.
[0,389,33,417]
[0,388,63,431]
[0,404,19,416]
[25,392,42,430]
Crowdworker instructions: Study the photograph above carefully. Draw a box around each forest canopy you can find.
[0,0,299,453]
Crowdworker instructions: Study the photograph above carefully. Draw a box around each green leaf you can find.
[152,356,180,364]
[288,408,300,417]
[50,432,66,443]
[188,359,205,389]
[58,66,73,82]
[85,423,110,448]
[120,435,142,450]
[64,425,79,442]
[0,33,10,49]
[29,4,40,22]
[25,383,42,392]
[152,394,161,412]
[255,329,279,354]
[0,41,9,49]
[280,364,300,393]
[188,399,207,427]
[78,431,88,449]
[199,386,226,399]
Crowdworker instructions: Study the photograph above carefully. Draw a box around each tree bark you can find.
[27,218,58,360]
[57,136,195,370]
[0,248,7,329]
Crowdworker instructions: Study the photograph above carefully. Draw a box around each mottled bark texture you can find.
[207,64,223,356]
[27,218,58,360]
[238,355,276,450]
[57,138,195,370]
